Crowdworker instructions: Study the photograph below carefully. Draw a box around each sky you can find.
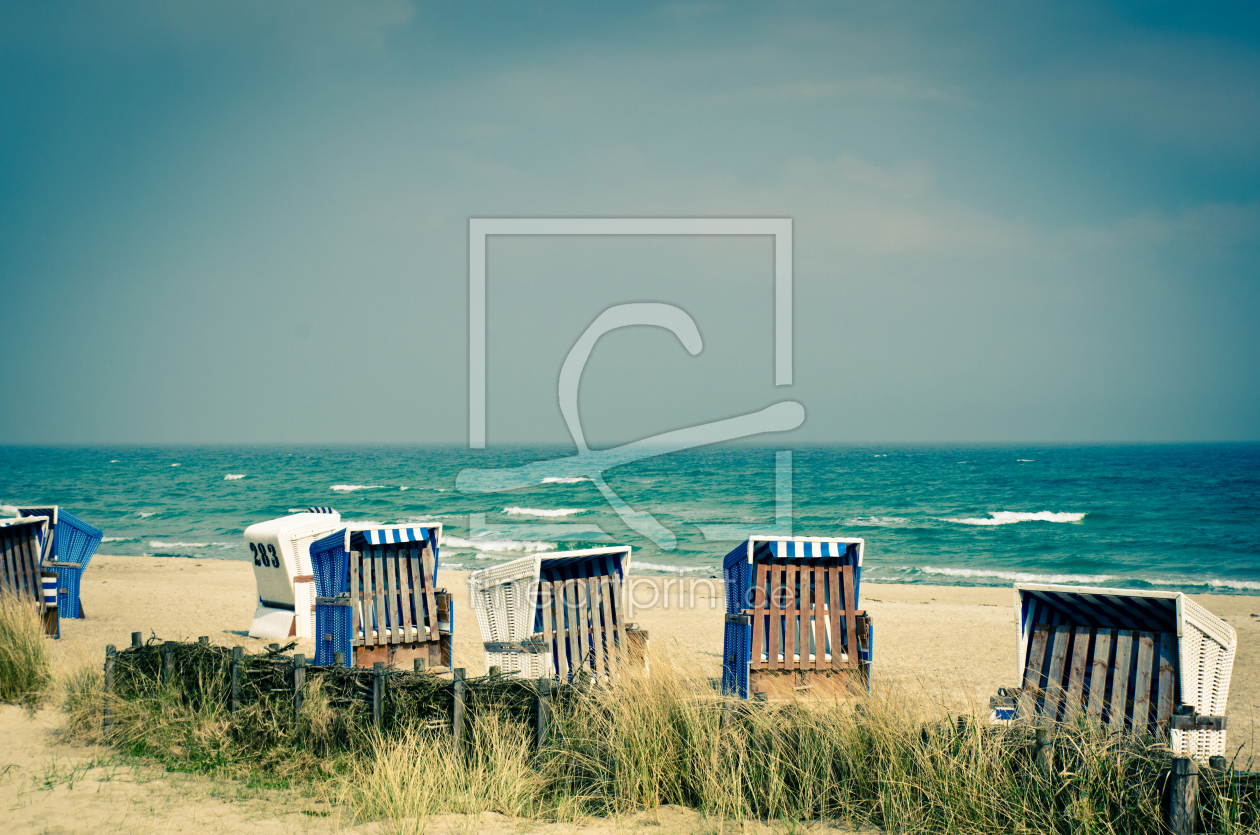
[1,1,1258,446]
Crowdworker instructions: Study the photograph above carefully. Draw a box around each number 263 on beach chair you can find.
[722,537,872,700]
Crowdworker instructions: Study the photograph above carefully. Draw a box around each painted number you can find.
[250,542,280,568]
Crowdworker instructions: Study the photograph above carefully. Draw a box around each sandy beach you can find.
[4,554,1258,833]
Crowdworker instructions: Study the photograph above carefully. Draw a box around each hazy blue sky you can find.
[2,1,1258,445]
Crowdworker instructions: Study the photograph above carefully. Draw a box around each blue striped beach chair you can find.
[17,506,102,619]
[0,516,59,637]
[989,583,1237,763]
[311,523,450,669]
[469,547,646,682]
[722,537,871,699]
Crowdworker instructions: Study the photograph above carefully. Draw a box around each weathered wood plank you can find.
[600,573,618,678]
[768,564,782,670]
[588,575,605,679]
[1019,624,1051,720]
[1086,629,1112,722]
[1043,624,1072,722]
[609,567,627,669]
[1156,631,1177,734]
[1109,630,1134,732]
[814,566,827,669]
[1063,626,1092,723]
[829,566,843,672]
[783,565,796,669]
[1132,632,1155,735]
[801,564,814,669]
[843,564,858,670]
[540,580,555,675]
[422,545,439,643]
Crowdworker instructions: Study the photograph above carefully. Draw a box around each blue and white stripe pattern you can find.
[307,507,337,514]
[42,573,58,608]
[347,525,440,551]
[722,537,864,615]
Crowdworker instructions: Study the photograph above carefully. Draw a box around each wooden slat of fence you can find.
[751,564,768,669]
[1132,632,1155,734]
[609,567,627,670]
[784,565,797,669]
[1019,624,1051,719]
[372,549,388,645]
[800,564,814,669]
[842,564,858,669]
[407,547,424,641]
[588,575,605,679]
[1086,628,1112,721]
[350,550,361,645]
[1156,632,1176,733]
[422,545,439,642]
[815,566,829,667]
[600,572,618,677]
[1043,624,1071,721]
[828,567,843,672]
[396,548,413,642]
[1063,626,1091,722]
[1109,630,1134,732]
[382,548,399,644]
[767,564,781,670]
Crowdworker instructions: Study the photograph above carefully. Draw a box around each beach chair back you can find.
[470,546,644,681]
[16,506,102,619]
[313,524,449,668]
[244,511,343,640]
[0,516,58,637]
[999,584,1236,762]
[722,537,870,699]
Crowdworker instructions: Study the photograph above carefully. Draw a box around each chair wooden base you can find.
[354,634,451,669]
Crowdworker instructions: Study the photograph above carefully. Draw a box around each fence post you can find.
[414,658,426,673]
[334,651,345,668]
[489,665,501,678]
[536,677,550,750]
[452,668,467,757]
[131,632,142,649]
[161,641,175,684]
[372,662,384,729]
[230,646,242,713]
[293,654,305,718]
[102,645,116,732]
[1034,727,1054,778]
[1169,757,1197,835]
[198,636,209,646]
[1209,755,1228,774]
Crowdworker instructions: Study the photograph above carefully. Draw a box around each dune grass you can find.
[0,591,53,709]
[57,645,1260,834]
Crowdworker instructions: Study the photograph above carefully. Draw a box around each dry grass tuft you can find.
[0,591,53,709]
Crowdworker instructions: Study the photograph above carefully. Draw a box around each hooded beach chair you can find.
[468,546,646,681]
[721,537,871,699]
[0,516,59,637]
[243,511,344,640]
[16,506,103,619]
[989,583,1236,762]
[311,523,450,669]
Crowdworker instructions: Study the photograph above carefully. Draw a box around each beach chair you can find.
[16,506,102,619]
[243,511,344,640]
[0,516,59,637]
[721,537,871,700]
[311,524,451,669]
[988,583,1236,762]
[468,546,647,682]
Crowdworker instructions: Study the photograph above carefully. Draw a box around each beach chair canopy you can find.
[722,537,864,613]
[311,523,442,598]
[1011,583,1236,762]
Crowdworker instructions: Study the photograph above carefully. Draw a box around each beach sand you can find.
[5,554,1257,833]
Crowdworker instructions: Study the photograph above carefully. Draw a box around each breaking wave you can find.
[502,507,586,518]
[330,484,389,492]
[224,474,245,480]
[947,511,1086,526]
[541,477,589,484]
[441,536,556,553]
[920,566,1113,584]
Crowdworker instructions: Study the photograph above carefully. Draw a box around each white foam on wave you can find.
[441,535,556,553]
[541,477,589,484]
[399,486,410,491]
[633,562,717,575]
[846,516,910,527]
[1017,459,1034,463]
[102,536,138,542]
[921,566,1113,584]
[150,540,235,549]
[110,460,120,463]
[330,484,388,492]
[947,511,1086,526]
[1,504,18,516]
[224,474,246,480]
[502,507,586,518]
[443,563,465,569]
[138,512,156,518]
[1148,577,1260,591]
[170,463,180,467]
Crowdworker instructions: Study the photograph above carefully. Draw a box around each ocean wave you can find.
[1148,577,1260,592]
[102,536,138,542]
[1017,459,1034,463]
[0,504,18,516]
[920,566,1113,584]
[502,507,587,518]
[170,463,180,467]
[442,563,465,569]
[846,516,909,527]
[149,540,234,549]
[441,536,556,553]
[633,562,718,575]
[330,484,389,492]
[224,474,246,480]
[399,486,410,491]
[947,511,1086,526]
[137,512,156,518]
[541,477,589,484]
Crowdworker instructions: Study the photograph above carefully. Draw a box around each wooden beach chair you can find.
[243,511,344,640]
[311,524,451,669]
[989,583,1236,762]
[0,516,59,637]
[469,546,647,682]
[722,537,871,700]
[16,506,102,619]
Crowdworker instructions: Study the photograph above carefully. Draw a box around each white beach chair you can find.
[243,511,344,640]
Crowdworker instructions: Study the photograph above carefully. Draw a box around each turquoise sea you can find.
[2,444,1257,594]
